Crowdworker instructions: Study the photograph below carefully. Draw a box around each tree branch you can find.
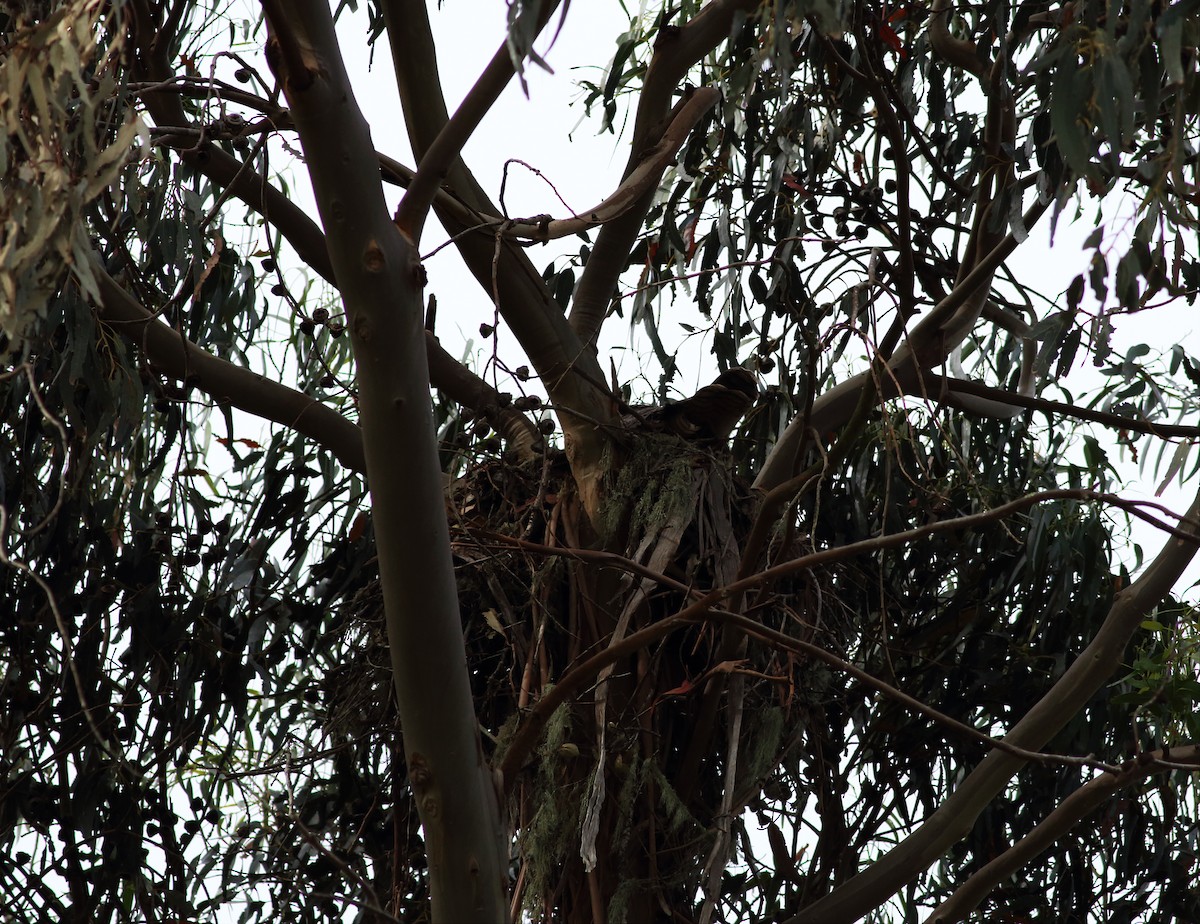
[128,7,335,281]
[927,746,1200,924]
[127,30,533,454]
[426,333,540,461]
[382,0,614,520]
[929,0,987,80]
[931,373,1200,439]
[90,253,367,474]
[787,479,1200,924]
[386,87,720,244]
[392,1,557,240]
[264,6,508,920]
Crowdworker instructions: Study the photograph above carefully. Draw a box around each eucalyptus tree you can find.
[3,2,1200,923]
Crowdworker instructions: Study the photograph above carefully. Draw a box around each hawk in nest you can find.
[618,367,758,444]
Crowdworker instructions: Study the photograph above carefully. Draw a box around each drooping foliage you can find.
[3,2,1200,924]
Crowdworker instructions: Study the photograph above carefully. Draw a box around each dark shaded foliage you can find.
[3,1,1200,923]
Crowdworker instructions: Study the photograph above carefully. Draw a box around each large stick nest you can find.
[321,434,857,918]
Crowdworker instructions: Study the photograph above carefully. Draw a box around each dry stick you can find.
[926,746,1200,924]
[786,478,1200,924]
[689,470,755,865]
[497,487,1200,789]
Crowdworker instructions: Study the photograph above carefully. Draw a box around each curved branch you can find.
[128,77,290,120]
[927,746,1200,924]
[788,479,1200,924]
[90,253,367,474]
[127,39,533,454]
[129,15,335,281]
[929,0,987,80]
[131,13,533,467]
